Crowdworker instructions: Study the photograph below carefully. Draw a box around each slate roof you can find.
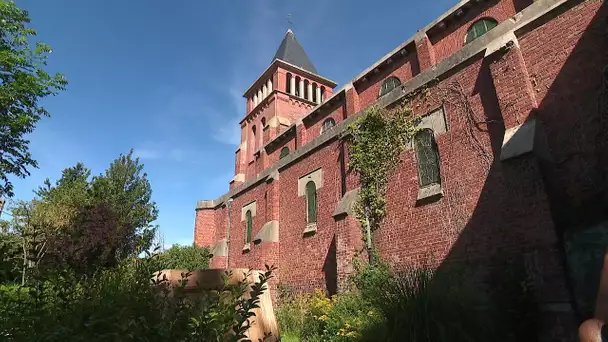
[272,29,318,74]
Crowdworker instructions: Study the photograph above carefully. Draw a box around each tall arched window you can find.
[465,18,498,44]
[261,117,266,128]
[252,125,257,153]
[379,77,401,98]
[414,129,441,187]
[245,210,253,243]
[295,76,301,97]
[320,87,326,102]
[312,83,318,103]
[279,146,290,159]
[286,73,292,94]
[321,118,336,134]
[306,181,317,224]
[304,80,310,100]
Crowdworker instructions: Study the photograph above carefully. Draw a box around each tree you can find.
[158,244,210,270]
[0,0,67,197]
[2,151,159,277]
[90,149,158,257]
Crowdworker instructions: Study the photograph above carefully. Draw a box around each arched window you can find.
[261,117,266,128]
[312,83,318,103]
[245,210,253,243]
[414,129,441,187]
[304,79,310,100]
[295,76,301,97]
[320,87,326,102]
[279,146,290,159]
[286,73,292,93]
[252,125,257,152]
[379,77,401,98]
[305,181,317,224]
[321,118,336,134]
[465,18,498,44]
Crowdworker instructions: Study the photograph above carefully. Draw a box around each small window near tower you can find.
[245,210,253,243]
[304,80,310,100]
[465,18,498,44]
[286,73,292,93]
[261,117,266,128]
[306,181,317,224]
[414,129,441,187]
[321,118,336,134]
[312,83,318,103]
[320,87,326,102]
[279,146,290,159]
[379,77,401,98]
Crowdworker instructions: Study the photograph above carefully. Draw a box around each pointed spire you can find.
[272,30,318,74]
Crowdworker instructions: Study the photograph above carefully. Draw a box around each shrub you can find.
[0,251,274,341]
[157,243,210,270]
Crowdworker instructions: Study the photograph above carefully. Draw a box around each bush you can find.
[0,251,274,341]
[276,256,537,342]
[157,243,210,270]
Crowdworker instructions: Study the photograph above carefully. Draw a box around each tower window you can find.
[306,181,317,224]
[321,118,336,134]
[312,83,318,103]
[261,117,266,128]
[304,79,310,100]
[245,210,253,243]
[286,73,292,93]
[279,146,290,159]
[379,77,401,98]
[414,129,441,187]
[252,125,257,155]
[320,87,326,102]
[465,18,498,44]
[295,76,301,97]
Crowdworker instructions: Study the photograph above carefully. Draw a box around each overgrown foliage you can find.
[0,0,67,197]
[0,251,275,341]
[1,150,158,278]
[344,105,419,234]
[158,243,210,270]
[276,257,538,342]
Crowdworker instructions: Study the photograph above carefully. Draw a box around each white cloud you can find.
[134,148,161,160]
[211,116,241,146]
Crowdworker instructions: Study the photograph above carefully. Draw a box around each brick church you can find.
[195,0,607,333]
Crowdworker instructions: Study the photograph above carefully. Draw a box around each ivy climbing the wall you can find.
[344,105,419,253]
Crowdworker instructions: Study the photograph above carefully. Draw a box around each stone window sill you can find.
[416,183,443,204]
[303,223,317,236]
[242,243,251,253]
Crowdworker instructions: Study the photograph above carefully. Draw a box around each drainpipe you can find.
[225,198,233,269]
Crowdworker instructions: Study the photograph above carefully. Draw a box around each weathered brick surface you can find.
[429,0,529,63]
[195,2,606,339]
[354,52,418,108]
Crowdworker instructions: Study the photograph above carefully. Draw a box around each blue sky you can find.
[9,0,456,247]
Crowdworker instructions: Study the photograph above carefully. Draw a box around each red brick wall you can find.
[195,4,604,330]
[266,135,296,167]
[194,208,216,248]
[428,0,528,64]
[355,53,418,108]
[517,0,607,223]
[302,103,345,145]
[278,142,342,293]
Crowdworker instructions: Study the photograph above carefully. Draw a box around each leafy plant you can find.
[158,243,210,270]
[343,105,419,250]
[0,0,67,197]
[0,250,275,341]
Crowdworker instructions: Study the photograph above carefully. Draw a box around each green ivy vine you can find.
[343,104,420,251]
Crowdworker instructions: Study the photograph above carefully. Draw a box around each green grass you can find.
[280,333,300,342]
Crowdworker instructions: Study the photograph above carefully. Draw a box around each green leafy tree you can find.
[0,0,67,197]
[91,149,158,257]
[158,244,210,270]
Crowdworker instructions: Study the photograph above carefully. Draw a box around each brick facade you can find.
[195,0,607,339]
